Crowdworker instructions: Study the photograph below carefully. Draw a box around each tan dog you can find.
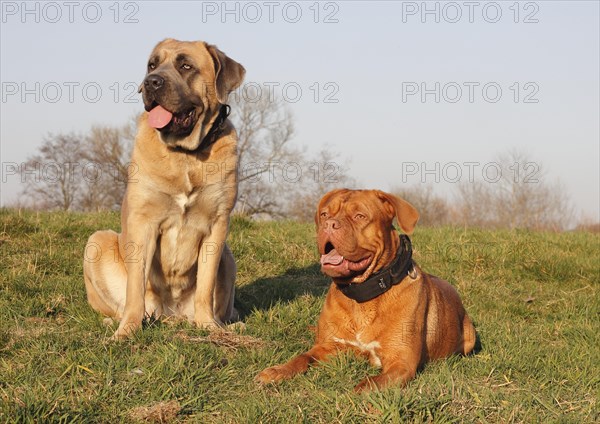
[257,189,476,391]
[83,39,245,339]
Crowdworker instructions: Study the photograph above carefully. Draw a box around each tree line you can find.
[15,94,354,221]
[14,95,592,232]
[392,151,576,232]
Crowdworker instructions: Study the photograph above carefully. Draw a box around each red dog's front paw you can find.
[354,376,380,393]
[255,365,296,384]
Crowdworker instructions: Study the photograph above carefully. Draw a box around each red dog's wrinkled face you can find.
[315,189,419,284]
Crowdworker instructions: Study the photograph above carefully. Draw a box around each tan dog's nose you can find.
[323,219,341,233]
[144,74,165,91]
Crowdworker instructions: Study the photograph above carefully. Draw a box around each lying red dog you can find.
[257,189,476,392]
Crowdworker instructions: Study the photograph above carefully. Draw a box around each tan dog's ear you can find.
[376,191,419,235]
[206,43,246,103]
[314,188,350,226]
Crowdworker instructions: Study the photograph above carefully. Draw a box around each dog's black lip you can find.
[173,107,195,118]
[144,100,159,112]
[158,106,198,135]
[324,242,335,254]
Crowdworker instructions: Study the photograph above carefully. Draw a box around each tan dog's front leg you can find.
[194,216,229,329]
[112,227,157,340]
[256,344,337,384]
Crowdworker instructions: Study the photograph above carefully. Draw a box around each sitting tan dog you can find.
[257,189,476,392]
[83,39,245,339]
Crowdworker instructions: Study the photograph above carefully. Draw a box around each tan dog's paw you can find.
[195,317,225,331]
[102,317,115,327]
[109,321,141,341]
[226,321,247,332]
[255,365,296,384]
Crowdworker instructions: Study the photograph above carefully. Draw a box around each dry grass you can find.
[129,400,182,423]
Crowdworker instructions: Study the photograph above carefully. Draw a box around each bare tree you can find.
[286,149,356,222]
[21,94,358,219]
[230,92,355,219]
[19,133,84,210]
[232,92,296,172]
[575,216,600,233]
[229,92,299,217]
[79,119,136,211]
[490,150,574,230]
[19,116,137,212]
[453,150,574,230]
[391,184,450,227]
[453,181,496,228]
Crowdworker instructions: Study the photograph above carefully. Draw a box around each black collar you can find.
[336,234,415,303]
[197,104,231,151]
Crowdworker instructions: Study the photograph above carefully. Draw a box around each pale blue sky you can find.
[1,1,598,220]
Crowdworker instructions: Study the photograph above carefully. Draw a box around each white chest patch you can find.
[173,192,197,211]
[333,333,382,368]
[174,194,187,210]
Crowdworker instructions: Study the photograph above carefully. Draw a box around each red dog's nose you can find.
[324,219,341,233]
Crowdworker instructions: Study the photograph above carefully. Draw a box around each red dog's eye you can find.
[354,213,366,220]
[320,211,328,219]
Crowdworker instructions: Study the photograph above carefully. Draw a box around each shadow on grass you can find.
[472,320,484,355]
[235,264,330,319]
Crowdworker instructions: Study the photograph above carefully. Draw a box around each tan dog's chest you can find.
[155,183,227,283]
[157,196,207,280]
[128,134,237,286]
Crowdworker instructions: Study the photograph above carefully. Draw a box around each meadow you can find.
[0,209,598,423]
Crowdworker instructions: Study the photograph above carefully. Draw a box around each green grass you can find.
[0,209,598,423]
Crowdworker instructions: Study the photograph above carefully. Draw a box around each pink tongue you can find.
[148,105,173,129]
[320,249,344,266]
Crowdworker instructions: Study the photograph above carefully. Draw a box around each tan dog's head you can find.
[140,38,245,150]
[316,189,419,284]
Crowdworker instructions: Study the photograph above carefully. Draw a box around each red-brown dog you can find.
[256,189,476,392]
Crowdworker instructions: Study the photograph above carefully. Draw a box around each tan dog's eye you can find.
[148,63,156,70]
[181,64,192,70]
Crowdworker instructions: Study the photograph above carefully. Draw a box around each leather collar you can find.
[198,104,231,151]
[170,104,230,154]
[336,234,415,303]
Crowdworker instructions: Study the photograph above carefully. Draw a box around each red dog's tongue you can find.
[148,105,173,129]
[320,249,344,266]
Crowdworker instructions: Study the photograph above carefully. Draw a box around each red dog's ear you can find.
[205,43,246,103]
[315,188,350,226]
[375,191,419,235]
